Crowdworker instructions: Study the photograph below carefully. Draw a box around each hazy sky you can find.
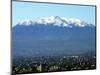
[12,1,96,26]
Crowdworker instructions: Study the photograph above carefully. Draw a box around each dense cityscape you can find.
[12,54,96,74]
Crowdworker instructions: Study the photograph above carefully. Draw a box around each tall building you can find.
[37,63,42,72]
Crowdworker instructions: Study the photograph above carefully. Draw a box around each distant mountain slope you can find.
[12,16,96,57]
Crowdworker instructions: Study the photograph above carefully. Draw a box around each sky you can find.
[12,1,96,27]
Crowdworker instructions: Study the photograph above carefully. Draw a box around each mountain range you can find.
[15,16,95,28]
[12,16,96,58]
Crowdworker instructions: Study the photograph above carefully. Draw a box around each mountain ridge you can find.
[13,16,95,28]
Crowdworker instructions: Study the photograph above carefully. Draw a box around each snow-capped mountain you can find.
[12,16,96,57]
[16,16,95,28]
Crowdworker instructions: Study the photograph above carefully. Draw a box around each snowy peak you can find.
[16,16,95,28]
